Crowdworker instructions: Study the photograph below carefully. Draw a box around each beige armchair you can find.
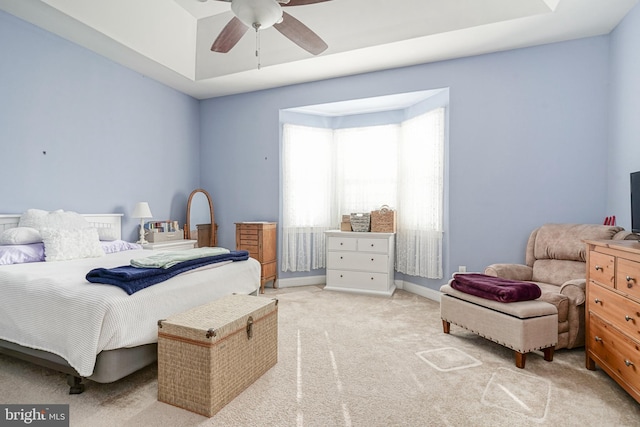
[484,223,637,350]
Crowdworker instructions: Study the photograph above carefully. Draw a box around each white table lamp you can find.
[132,202,153,245]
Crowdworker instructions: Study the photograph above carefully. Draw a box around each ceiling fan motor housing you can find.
[231,0,283,29]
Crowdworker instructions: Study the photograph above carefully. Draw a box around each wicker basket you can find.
[350,213,370,232]
[370,205,396,233]
[157,294,278,417]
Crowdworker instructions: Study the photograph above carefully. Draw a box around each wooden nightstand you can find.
[236,222,277,294]
[142,239,197,251]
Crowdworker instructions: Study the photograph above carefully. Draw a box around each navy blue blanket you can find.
[86,250,249,295]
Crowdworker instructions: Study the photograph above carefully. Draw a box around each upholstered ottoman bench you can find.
[440,283,558,368]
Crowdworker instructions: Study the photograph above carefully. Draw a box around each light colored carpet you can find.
[1,285,639,426]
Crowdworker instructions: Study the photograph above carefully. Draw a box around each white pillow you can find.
[19,209,89,232]
[18,209,50,229]
[41,228,104,262]
[96,227,118,241]
[0,227,42,245]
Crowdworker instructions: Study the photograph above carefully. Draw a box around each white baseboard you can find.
[276,275,326,289]
[396,280,441,302]
[278,276,441,302]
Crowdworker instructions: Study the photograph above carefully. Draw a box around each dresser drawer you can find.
[588,313,640,393]
[589,251,615,288]
[327,252,389,273]
[357,238,389,253]
[617,257,640,300]
[589,284,640,339]
[327,237,357,251]
[326,269,390,292]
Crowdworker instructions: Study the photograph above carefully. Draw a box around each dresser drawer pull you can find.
[626,276,635,288]
[371,258,374,261]
[370,277,374,280]
[594,298,602,305]
[595,265,603,271]
[625,360,635,367]
[594,336,603,342]
[625,315,634,322]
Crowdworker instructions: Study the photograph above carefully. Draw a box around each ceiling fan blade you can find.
[274,11,328,55]
[282,0,332,6]
[211,17,249,53]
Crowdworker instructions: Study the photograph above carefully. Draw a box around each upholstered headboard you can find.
[0,214,123,240]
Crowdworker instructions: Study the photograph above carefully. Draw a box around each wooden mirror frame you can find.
[186,188,215,247]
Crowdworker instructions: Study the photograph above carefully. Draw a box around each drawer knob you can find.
[340,256,343,259]
[370,277,374,280]
[625,315,634,322]
[625,360,634,367]
[626,276,635,288]
[595,265,603,271]
[371,258,374,261]
[370,244,374,247]
[594,298,602,305]
[594,336,603,342]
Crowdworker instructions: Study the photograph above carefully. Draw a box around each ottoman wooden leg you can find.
[515,351,526,369]
[442,320,450,334]
[543,346,554,362]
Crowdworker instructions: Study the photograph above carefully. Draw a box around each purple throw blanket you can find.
[450,273,541,303]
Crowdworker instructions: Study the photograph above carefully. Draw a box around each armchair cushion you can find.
[484,264,532,281]
[532,223,624,263]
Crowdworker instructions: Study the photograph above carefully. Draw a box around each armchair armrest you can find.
[559,279,586,305]
[484,264,533,281]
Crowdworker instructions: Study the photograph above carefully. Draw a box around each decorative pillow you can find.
[0,227,42,245]
[17,209,49,229]
[18,209,89,232]
[96,227,118,241]
[41,228,104,262]
[0,243,46,265]
[101,240,142,254]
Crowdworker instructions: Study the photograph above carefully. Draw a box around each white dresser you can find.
[325,230,396,297]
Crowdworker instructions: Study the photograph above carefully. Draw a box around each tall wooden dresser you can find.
[324,230,396,297]
[585,239,640,404]
[236,222,277,294]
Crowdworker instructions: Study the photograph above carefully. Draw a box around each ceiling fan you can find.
[209,0,332,56]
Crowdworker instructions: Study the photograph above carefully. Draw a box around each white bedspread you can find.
[0,249,260,377]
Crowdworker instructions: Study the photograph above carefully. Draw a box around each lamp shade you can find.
[132,202,153,219]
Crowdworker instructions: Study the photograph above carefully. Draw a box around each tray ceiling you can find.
[0,0,637,99]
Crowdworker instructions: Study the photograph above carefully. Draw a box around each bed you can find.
[0,212,261,393]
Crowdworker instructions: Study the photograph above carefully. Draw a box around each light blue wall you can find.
[607,3,640,227]
[201,36,611,291]
[3,3,637,293]
[0,10,200,241]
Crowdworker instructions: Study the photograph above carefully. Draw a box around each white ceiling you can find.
[0,0,637,100]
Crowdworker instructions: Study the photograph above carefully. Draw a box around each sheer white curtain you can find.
[334,125,399,215]
[282,107,445,278]
[396,108,445,278]
[281,124,334,272]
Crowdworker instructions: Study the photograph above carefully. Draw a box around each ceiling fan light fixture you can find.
[231,0,283,30]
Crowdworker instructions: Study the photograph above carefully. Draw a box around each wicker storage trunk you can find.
[157,294,278,417]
